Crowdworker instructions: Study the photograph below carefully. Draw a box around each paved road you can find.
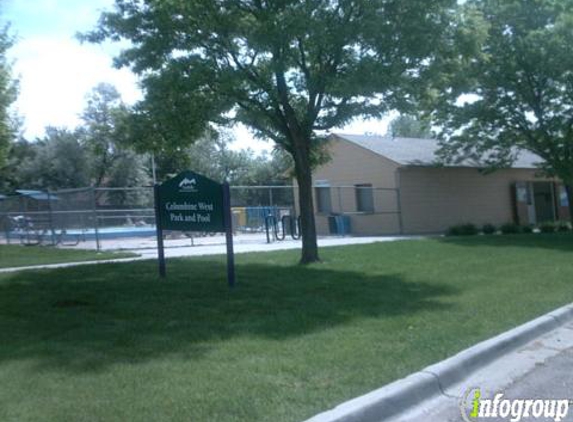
[394,322,573,422]
[425,347,573,422]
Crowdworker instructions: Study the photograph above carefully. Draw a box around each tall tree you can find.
[386,115,433,139]
[146,130,292,185]
[16,128,91,190]
[84,0,457,263]
[242,148,293,186]
[0,137,34,192]
[186,131,251,184]
[79,83,149,207]
[0,24,18,169]
[426,0,573,222]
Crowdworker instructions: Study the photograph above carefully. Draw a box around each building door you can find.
[556,184,571,221]
[513,181,558,225]
[532,182,556,223]
[513,182,535,225]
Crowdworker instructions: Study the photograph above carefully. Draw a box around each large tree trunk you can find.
[293,142,320,264]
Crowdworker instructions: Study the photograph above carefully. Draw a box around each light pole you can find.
[151,153,157,184]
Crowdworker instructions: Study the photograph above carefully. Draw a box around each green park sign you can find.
[153,171,235,287]
[158,171,225,232]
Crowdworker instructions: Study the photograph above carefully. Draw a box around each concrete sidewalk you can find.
[133,234,419,259]
[0,235,419,273]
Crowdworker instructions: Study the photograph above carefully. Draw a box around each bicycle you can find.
[9,216,81,247]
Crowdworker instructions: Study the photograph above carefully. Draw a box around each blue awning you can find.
[15,190,59,201]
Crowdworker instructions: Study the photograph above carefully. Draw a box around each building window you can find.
[315,187,332,213]
[355,184,374,213]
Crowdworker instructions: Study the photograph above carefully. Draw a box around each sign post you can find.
[222,181,235,288]
[153,183,166,278]
[153,171,235,287]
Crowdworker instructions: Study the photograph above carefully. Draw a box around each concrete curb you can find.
[304,302,573,422]
[0,256,148,273]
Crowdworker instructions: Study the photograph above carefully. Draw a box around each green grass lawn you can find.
[0,234,572,422]
[0,245,137,268]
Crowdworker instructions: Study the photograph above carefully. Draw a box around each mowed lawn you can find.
[0,245,136,268]
[0,234,572,422]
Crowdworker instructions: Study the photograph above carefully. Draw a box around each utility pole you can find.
[151,153,157,184]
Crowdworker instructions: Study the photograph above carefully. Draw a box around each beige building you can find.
[306,134,570,235]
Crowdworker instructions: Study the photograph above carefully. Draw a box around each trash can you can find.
[328,214,351,235]
[335,215,351,235]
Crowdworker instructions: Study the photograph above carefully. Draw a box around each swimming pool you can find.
[7,225,158,242]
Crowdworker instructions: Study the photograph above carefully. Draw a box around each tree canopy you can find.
[0,83,289,194]
[85,0,459,263]
[85,0,455,147]
[427,0,573,219]
[81,83,136,188]
[185,130,289,185]
[386,115,433,139]
[1,85,148,193]
[15,128,91,190]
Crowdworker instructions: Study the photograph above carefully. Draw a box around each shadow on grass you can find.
[0,258,457,372]
[439,232,573,252]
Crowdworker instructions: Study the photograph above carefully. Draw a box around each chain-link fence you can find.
[0,184,402,250]
[0,185,298,250]
[230,186,295,233]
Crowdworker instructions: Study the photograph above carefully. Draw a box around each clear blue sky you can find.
[5,0,110,38]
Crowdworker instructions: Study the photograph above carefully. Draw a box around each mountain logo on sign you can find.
[179,177,198,192]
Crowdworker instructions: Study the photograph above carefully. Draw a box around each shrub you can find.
[557,221,572,232]
[482,224,496,235]
[446,226,460,236]
[521,225,534,234]
[539,221,556,233]
[500,222,521,234]
[446,223,479,236]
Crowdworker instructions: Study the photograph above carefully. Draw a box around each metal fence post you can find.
[265,214,271,243]
[47,190,56,246]
[3,212,9,245]
[91,187,101,251]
